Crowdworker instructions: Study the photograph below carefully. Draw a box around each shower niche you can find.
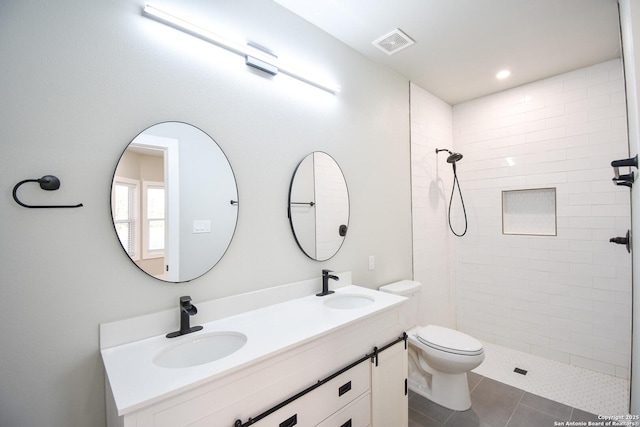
[502,188,557,236]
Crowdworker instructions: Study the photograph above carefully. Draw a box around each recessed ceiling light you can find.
[496,69,511,80]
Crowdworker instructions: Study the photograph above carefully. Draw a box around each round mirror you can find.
[111,122,239,282]
[288,152,349,261]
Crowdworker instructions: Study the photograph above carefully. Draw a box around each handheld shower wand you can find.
[435,148,467,237]
[435,148,464,164]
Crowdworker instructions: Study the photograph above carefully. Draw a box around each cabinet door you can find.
[370,341,407,427]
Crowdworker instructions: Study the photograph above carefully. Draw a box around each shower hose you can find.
[448,163,468,237]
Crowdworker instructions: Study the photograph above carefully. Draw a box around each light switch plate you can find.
[193,220,211,233]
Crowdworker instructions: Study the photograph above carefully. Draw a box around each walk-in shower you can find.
[436,148,467,237]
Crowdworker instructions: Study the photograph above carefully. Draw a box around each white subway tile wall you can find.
[410,83,456,329]
[411,59,632,379]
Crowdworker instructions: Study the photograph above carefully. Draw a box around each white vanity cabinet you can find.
[246,361,371,427]
[243,339,408,427]
[102,283,409,427]
[242,339,408,427]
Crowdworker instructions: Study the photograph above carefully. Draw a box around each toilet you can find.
[379,280,484,411]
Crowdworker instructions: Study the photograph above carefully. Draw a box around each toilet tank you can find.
[379,280,422,330]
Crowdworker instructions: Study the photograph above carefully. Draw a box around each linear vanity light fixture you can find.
[245,42,278,76]
[142,4,341,94]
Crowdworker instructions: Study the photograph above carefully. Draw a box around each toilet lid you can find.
[416,325,484,356]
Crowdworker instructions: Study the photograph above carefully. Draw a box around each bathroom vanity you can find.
[101,274,408,427]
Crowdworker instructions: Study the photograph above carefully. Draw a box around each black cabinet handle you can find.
[340,420,352,427]
[279,414,297,427]
[338,381,351,396]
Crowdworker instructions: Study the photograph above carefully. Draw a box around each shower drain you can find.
[514,367,528,375]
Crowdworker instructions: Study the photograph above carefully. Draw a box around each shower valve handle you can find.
[609,230,631,253]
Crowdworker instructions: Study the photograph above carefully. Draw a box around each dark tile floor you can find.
[409,372,601,427]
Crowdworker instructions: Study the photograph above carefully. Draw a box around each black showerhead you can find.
[447,152,463,163]
[435,148,463,163]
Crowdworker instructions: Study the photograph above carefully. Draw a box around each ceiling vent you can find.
[372,29,415,55]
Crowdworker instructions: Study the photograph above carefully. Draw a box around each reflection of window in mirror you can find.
[112,177,140,260]
[142,181,165,259]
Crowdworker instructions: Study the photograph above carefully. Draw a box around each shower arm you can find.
[435,148,452,155]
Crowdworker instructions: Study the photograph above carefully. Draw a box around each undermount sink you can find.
[154,331,247,369]
[323,294,375,310]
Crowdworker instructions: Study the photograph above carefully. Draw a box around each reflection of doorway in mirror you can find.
[289,151,349,261]
[113,135,179,280]
[314,153,349,260]
[289,156,317,258]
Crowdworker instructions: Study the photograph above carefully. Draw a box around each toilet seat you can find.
[415,325,483,356]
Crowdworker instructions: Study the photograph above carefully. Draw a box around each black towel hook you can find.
[13,175,83,209]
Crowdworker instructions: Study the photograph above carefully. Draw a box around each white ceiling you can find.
[273,0,622,105]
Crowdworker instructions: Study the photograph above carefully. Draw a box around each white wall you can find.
[0,1,412,426]
[452,59,632,378]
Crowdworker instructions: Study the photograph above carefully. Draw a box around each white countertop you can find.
[101,285,406,415]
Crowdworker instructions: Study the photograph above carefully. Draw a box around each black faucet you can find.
[317,269,339,296]
[166,296,203,338]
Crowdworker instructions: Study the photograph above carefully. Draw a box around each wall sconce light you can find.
[142,4,341,94]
